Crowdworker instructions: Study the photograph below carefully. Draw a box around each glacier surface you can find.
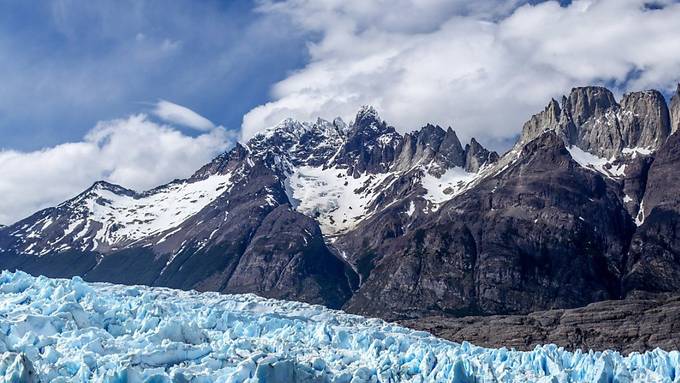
[0,271,678,382]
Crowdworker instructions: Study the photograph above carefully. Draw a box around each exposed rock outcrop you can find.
[520,87,671,157]
[401,293,680,354]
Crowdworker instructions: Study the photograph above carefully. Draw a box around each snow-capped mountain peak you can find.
[353,105,380,125]
[17,108,494,244]
[3,172,234,256]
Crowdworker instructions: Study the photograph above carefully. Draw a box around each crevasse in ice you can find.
[0,270,678,382]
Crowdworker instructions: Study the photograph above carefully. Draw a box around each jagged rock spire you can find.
[353,105,382,130]
[464,138,498,172]
[671,83,680,133]
[520,98,561,146]
[437,127,466,168]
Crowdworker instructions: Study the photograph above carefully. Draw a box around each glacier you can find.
[0,271,678,382]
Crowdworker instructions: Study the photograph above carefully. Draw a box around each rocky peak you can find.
[563,86,618,126]
[519,98,561,146]
[75,181,137,201]
[345,106,394,143]
[519,86,671,159]
[437,127,466,169]
[464,138,499,172]
[292,118,347,167]
[191,143,250,179]
[671,83,680,133]
[393,124,462,174]
[353,105,381,129]
[333,117,349,133]
[335,107,401,176]
[270,118,307,136]
[618,90,671,150]
[57,180,137,215]
[240,116,350,171]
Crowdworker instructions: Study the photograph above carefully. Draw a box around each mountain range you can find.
[2,85,680,351]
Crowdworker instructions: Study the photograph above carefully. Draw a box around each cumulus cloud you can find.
[153,100,216,131]
[243,0,680,147]
[0,115,233,224]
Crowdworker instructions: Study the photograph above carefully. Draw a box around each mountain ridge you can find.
[2,85,680,346]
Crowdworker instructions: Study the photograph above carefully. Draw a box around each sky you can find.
[1,0,680,224]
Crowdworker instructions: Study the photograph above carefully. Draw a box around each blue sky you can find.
[0,0,309,150]
[1,0,679,224]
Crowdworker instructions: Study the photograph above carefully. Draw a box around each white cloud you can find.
[0,115,233,224]
[153,100,215,131]
[243,0,680,145]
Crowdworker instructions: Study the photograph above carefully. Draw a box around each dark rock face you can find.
[224,205,353,308]
[341,132,633,320]
[401,293,680,354]
[624,130,680,294]
[618,90,671,150]
[620,154,653,217]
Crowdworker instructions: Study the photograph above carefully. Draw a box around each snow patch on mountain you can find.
[84,175,233,246]
[11,174,233,254]
[286,166,390,235]
[622,147,654,157]
[405,201,416,217]
[567,146,626,178]
[0,271,678,382]
[421,167,480,205]
[635,200,646,226]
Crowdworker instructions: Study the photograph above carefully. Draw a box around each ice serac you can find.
[2,271,679,382]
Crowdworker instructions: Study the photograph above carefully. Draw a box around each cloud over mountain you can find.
[242,0,680,147]
[0,114,233,224]
[154,100,216,131]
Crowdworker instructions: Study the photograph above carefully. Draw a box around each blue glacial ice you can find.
[0,270,679,382]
